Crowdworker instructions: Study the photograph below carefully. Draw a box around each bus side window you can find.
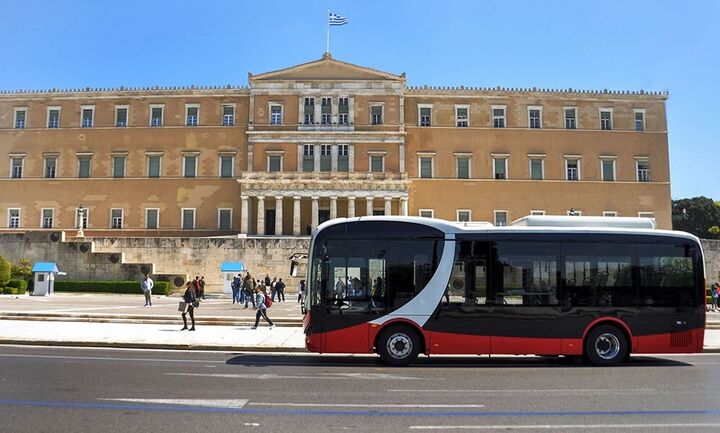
[638,244,696,308]
[446,241,487,307]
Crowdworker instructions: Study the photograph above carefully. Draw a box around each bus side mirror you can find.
[290,260,299,277]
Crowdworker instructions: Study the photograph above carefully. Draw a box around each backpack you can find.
[264,293,273,308]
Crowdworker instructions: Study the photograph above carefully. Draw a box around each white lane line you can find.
[167,372,417,381]
[99,398,248,408]
[250,403,484,408]
[0,353,224,364]
[409,424,720,430]
[390,388,655,394]
[323,372,428,380]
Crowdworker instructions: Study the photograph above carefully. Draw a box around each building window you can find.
[44,157,57,178]
[218,208,232,230]
[565,158,580,181]
[370,155,384,173]
[600,109,613,130]
[302,144,314,172]
[14,108,27,129]
[115,106,128,127]
[320,144,332,171]
[337,144,349,172]
[419,157,433,178]
[338,97,349,125]
[567,209,582,216]
[530,210,546,216]
[219,156,234,178]
[81,106,94,128]
[457,210,471,222]
[147,155,161,178]
[268,155,282,172]
[183,155,197,178]
[638,212,654,219]
[150,105,164,127]
[529,158,544,180]
[636,159,650,182]
[634,109,646,131]
[78,156,92,178]
[564,107,577,129]
[419,105,432,126]
[41,208,54,228]
[222,105,235,126]
[370,105,383,125]
[455,105,469,127]
[146,208,159,229]
[493,157,508,179]
[270,104,283,125]
[182,209,196,229]
[303,98,315,125]
[492,106,506,128]
[494,210,508,226]
[602,211,618,217]
[186,105,199,126]
[456,157,470,179]
[110,209,123,229]
[321,97,332,125]
[112,156,126,178]
[8,209,20,228]
[76,208,88,229]
[419,209,434,218]
[47,108,60,128]
[10,157,23,178]
[601,158,616,181]
[528,107,542,129]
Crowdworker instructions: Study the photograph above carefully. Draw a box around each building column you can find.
[366,197,374,216]
[399,142,405,173]
[241,195,250,234]
[275,196,283,236]
[313,144,320,172]
[330,196,338,220]
[331,144,338,172]
[311,196,319,230]
[384,197,392,215]
[256,196,265,235]
[293,196,301,236]
[349,97,355,126]
[348,144,355,172]
[297,143,303,171]
[347,196,356,218]
[314,102,321,126]
[400,197,409,216]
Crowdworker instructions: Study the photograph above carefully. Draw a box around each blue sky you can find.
[1,0,717,200]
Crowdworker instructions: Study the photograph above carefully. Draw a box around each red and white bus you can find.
[299,216,706,365]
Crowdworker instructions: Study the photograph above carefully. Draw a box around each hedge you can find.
[7,279,28,291]
[54,280,171,295]
[0,287,25,295]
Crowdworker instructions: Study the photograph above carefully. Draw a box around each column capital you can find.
[311,195,320,201]
[330,196,338,201]
[293,195,302,201]
[257,195,265,202]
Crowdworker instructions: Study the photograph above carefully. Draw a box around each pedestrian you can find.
[270,277,278,301]
[231,274,241,304]
[264,274,271,290]
[193,276,201,297]
[140,274,154,307]
[251,285,274,329]
[243,273,256,309]
[198,276,206,300]
[180,281,197,331]
[712,282,719,312]
[297,279,305,304]
[276,278,286,302]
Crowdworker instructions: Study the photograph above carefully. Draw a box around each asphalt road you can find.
[1,346,720,432]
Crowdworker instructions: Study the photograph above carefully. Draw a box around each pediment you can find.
[249,54,404,82]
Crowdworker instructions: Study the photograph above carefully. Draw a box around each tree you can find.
[11,258,32,281]
[672,197,720,239]
[0,256,11,287]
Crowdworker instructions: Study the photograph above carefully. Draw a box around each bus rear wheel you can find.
[584,325,628,366]
[377,326,421,366]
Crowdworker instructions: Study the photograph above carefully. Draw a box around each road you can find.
[1,346,719,432]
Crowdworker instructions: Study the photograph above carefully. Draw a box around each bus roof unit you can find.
[510,215,656,230]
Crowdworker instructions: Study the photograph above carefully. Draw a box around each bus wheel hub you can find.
[387,333,412,358]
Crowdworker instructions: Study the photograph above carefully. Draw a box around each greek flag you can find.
[329,12,348,26]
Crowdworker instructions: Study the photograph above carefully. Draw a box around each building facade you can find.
[0,54,671,237]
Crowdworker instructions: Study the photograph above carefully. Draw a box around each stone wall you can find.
[702,239,720,284]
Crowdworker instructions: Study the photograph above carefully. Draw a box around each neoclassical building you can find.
[0,54,671,237]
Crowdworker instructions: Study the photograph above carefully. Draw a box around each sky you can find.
[1,0,717,200]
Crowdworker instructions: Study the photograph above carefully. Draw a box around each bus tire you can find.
[584,325,628,366]
[377,325,421,366]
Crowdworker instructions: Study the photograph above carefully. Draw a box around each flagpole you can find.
[326,10,330,54]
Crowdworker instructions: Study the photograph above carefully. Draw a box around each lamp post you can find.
[77,205,86,238]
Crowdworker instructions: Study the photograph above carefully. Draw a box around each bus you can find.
[298,215,706,366]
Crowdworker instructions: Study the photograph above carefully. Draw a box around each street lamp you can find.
[77,205,86,238]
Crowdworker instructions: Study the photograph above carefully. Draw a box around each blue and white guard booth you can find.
[220,262,245,294]
[31,262,65,296]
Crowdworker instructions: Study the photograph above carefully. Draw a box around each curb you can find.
[0,313,303,327]
[0,339,308,353]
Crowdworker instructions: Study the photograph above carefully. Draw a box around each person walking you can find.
[251,286,274,329]
[140,274,154,307]
[180,281,197,331]
[193,276,201,297]
[243,274,256,309]
[270,277,278,302]
[198,276,206,300]
[231,274,241,305]
[711,282,719,312]
[297,279,305,304]
[264,274,271,290]
[276,278,286,302]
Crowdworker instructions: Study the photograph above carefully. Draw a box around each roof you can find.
[31,262,59,273]
[220,262,245,272]
[249,53,405,82]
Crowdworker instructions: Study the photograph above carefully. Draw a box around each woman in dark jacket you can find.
[181,281,197,331]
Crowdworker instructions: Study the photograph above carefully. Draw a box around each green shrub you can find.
[1,287,23,295]
[54,280,170,295]
[0,256,11,287]
[7,279,28,292]
[11,259,32,281]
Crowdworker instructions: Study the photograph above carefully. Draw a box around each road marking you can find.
[324,372,427,380]
[409,423,720,430]
[99,398,248,408]
[389,388,655,394]
[0,353,224,364]
[167,372,431,380]
[249,403,485,408]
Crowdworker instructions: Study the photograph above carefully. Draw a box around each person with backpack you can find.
[243,273,255,309]
[251,285,274,329]
[276,278,286,302]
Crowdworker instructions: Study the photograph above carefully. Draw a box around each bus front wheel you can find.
[377,326,421,366]
[584,325,628,366]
